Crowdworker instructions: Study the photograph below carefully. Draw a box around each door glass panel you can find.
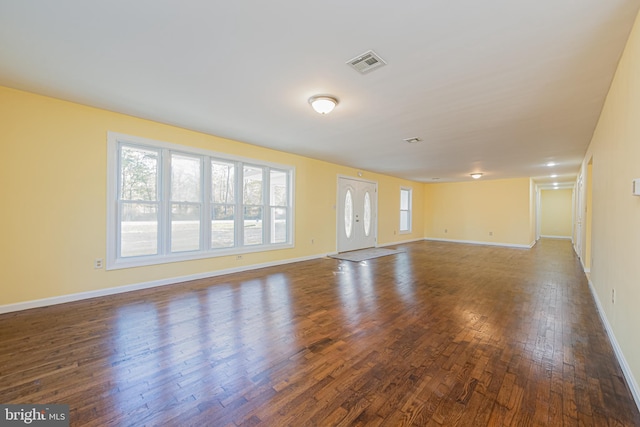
[363,191,371,237]
[345,189,353,238]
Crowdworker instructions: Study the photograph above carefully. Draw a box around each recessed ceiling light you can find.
[546,162,556,167]
[470,173,483,179]
[551,174,558,178]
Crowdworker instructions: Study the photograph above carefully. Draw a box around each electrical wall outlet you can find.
[612,289,616,304]
[94,258,103,269]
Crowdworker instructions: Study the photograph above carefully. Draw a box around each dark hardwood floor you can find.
[1,239,639,426]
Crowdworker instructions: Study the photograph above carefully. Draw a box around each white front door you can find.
[337,177,377,252]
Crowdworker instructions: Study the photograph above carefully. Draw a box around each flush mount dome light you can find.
[309,95,338,114]
[470,173,483,179]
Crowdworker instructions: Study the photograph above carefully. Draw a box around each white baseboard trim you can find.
[586,277,640,412]
[572,243,591,274]
[0,253,330,315]
[540,235,572,240]
[378,237,424,247]
[580,258,591,274]
[424,237,535,249]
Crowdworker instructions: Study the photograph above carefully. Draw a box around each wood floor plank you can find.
[1,239,639,426]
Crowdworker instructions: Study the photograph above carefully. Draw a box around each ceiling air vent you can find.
[347,50,387,74]
[403,137,422,144]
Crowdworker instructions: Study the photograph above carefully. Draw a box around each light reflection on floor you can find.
[393,252,416,305]
[336,260,379,327]
[110,273,296,421]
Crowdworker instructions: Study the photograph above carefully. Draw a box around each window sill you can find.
[106,243,295,270]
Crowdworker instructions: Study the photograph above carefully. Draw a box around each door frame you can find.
[336,175,378,253]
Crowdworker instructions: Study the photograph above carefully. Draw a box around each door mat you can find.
[329,247,404,262]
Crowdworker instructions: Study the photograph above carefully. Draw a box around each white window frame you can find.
[400,187,412,234]
[107,132,295,270]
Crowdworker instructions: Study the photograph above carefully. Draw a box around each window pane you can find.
[121,202,158,257]
[345,189,353,238]
[400,189,410,210]
[212,205,235,248]
[270,207,287,244]
[171,204,201,252]
[171,154,201,202]
[363,191,371,237]
[400,211,409,231]
[212,160,235,204]
[270,170,288,206]
[243,166,263,205]
[244,206,263,245]
[120,146,158,201]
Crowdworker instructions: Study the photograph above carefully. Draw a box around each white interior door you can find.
[337,177,377,252]
[575,175,584,256]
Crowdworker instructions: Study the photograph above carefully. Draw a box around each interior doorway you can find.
[584,159,593,272]
[337,177,377,252]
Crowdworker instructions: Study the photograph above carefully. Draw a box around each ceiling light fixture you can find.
[309,95,338,115]
[546,162,556,167]
[470,173,483,179]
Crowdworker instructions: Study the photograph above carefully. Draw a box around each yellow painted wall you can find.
[424,177,533,247]
[577,8,640,399]
[0,86,424,306]
[540,189,573,237]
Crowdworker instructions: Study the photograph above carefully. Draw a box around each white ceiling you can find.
[1,1,639,184]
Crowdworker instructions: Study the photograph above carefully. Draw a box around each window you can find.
[269,169,289,244]
[400,187,412,233]
[243,165,264,246]
[211,160,236,249]
[107,132,294,269]
[171,154,202,253]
